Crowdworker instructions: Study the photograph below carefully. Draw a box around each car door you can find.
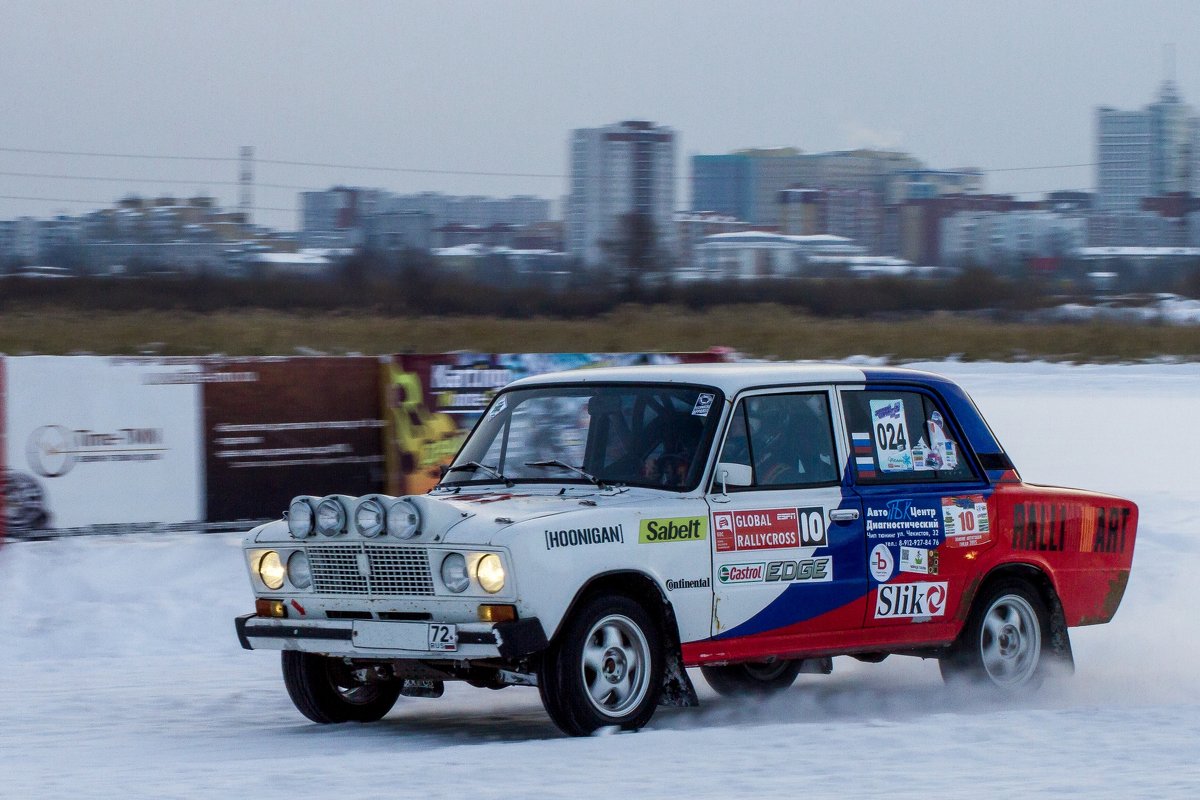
[839,385,991,637]
[707,387,867,651]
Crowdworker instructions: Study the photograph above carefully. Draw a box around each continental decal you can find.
[639,516,707,544]
[1012,502,1131,554]
[544,525,624,550]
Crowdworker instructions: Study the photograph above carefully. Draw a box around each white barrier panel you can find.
[3,357,204,533]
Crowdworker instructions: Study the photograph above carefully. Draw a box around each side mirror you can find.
[713,462,753,499]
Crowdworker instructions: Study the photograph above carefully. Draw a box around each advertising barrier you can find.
[2,357,205,537]
[383,352,728,495]
[199,357,385,522]
[0,350,732,541]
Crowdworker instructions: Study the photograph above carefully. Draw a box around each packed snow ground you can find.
[2,361,1199,799]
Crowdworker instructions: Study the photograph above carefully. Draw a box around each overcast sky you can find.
[2,0,1198,230]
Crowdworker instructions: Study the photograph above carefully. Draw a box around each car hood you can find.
[424,486,671,545]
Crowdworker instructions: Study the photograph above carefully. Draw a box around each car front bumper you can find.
[234,614,547,661]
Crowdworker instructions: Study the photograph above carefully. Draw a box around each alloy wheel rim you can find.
[580,614,651,718]
[979,593,1041,687]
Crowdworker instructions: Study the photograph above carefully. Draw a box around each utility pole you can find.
[239,146,255,224]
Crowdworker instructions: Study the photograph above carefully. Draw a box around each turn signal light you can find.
[256,598,287,618]
[478,604,517,623]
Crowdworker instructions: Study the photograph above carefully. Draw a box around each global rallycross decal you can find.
[713,507,826,553]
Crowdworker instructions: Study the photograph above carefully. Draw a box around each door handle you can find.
[828,508,860,522]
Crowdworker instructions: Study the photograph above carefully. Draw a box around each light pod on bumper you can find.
[287,497,317,539]
[354,497,386,538]
[386,497,421,539]
[315,496,348,537]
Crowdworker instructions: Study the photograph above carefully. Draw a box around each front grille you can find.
[307,544,435,596]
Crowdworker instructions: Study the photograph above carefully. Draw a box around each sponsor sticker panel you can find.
[714,506,826,553]
[874,581,949,619]
[1012,501,1131,554]
[639,516,707,544]
[545,524,624,550]
[942,494,991,548]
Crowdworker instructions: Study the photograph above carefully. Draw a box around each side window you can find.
[717,392,838,489]
[841,389,976,484]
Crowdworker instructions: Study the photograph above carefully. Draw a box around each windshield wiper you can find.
[444,461,512,486]
[524,459,614,489]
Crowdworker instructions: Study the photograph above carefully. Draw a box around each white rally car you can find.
[236,363,1136,736]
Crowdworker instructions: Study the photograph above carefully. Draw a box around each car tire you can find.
[281,651,401,724]
[939,578,1050,690]
[537,595,663,736]
[700,659,804,697]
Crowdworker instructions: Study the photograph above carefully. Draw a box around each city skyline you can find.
[2,1,1199,230]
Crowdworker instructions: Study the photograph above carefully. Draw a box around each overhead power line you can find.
[0,144,1099,180]
[0,170,317,193]
[0,194,296,214]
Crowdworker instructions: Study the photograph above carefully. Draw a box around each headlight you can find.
[354,498,385,538]
[475,553,505,594]
[257,551,285,590]
[315,497,345,536]
[287,498,314,539]
[287,551,312,590]
[386,498,420,539]
[441,553,469,593]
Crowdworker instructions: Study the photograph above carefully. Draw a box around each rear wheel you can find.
[281,651,402,724]
[701,659,803,697]
[940,579,1049,690]
[538,595,663,736]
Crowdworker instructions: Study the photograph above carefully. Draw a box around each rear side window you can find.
[841,389,976,484]
[717,391,839,489]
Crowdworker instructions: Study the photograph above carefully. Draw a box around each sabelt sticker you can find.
[870,543,894,582]
[639,516,707,544]
[691,393,715,417]
[869,398,914,472]
[942,494,991,548]
[874,581,949,619]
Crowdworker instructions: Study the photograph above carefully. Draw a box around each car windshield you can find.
[441,383,723,491]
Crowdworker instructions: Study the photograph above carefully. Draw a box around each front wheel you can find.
[281,652,402,724]
[538,595,663,736]
[700,659,803,697]
[940,579,1049,690]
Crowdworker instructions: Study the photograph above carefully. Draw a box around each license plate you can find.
[427,623,457,652]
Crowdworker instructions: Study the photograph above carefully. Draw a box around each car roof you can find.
[505,362,947,395]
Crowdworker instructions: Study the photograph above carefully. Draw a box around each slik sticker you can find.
[869,398,914,472]
[691,393,715,417]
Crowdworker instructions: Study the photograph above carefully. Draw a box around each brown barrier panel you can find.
[203,357,385,522]
[0,357,6,544]
[382,352,730,496]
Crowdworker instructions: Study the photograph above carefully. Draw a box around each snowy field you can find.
[2,361,1199,799]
